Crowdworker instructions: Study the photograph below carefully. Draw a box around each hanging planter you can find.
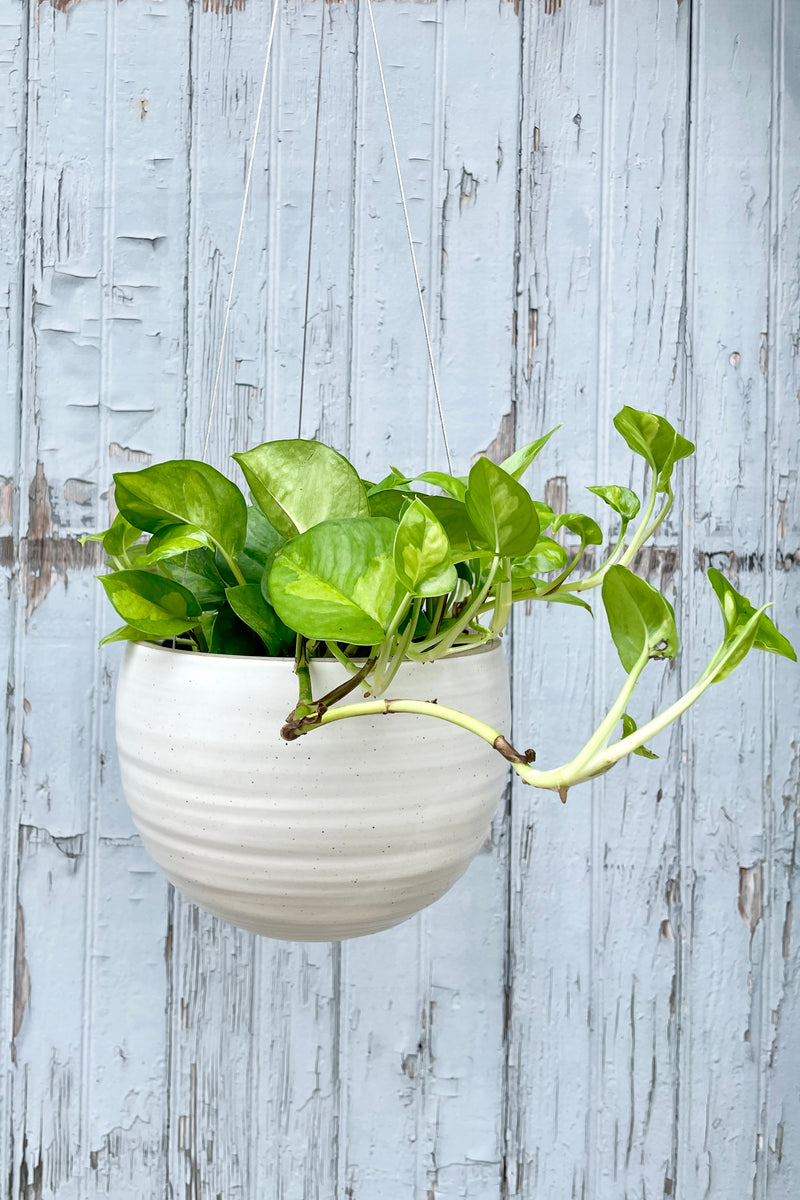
[116,639,509,941]
[85,4,795,942]
[87,424,796,941]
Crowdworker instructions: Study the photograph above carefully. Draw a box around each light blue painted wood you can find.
[1,2,798,1197]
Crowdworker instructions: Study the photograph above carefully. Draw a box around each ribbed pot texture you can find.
[115,641,511,941]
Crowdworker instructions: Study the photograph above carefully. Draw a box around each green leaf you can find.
[587,484,641,522]
[268,517,407,645]
[707,568,797,681]
[533,501,555,531]
[369,488,413,522]
[393,499,458,597]
[99,570,202,638]
[551,512,603,545]
[602,565,678,673]
[137,524,214,565]
[525,585,593,613]
[621,712,659,758]
[81,512,142,558]
[612,407,695,493]
[511,537,569,577]
[226,583,295,656]
[113,460,247,558]
[98,624,153,647]
[208,602,266,656]
[413,471,468,502]
[232,439,369,539]
[423,496,476,556]
[236,505,285,585]
[465,457,539,557]
[499,426,561,481]
[366,468,411,496]
[159,548,227,610]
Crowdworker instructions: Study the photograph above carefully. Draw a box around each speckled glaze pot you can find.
[115,640,510,941]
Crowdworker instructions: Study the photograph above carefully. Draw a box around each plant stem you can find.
[217,543,247,586]
[375,598,422,694]
[294,637,313,710]
[371,592,413,693]
[542,537,588,595]
[409,556,499,658]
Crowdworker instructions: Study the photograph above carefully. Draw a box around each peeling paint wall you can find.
[1,1,798,1197]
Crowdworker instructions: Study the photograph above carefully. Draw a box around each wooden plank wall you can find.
[0,1,797,1197]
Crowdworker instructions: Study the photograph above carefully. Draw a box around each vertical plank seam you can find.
[79,0,118,1185]
[166,4,199,1194]
[587,0,617,1192]
[419,3,446,1191]
[0,1,33,1192]
[674,0,701,1191]
[756,0,784,1191]
[502,0,529,1187]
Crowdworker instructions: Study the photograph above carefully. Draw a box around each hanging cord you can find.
[298,1,327,437]
[364,0,453,475]
[202,0,280,462]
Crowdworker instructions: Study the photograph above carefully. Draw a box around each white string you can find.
[364,0,454,475]
[202,0,280,462]
[298,1,327,438]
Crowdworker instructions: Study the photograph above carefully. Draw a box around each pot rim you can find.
[123,637,506,665]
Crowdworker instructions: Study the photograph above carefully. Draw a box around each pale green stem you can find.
[635,487,673,552]
[542,538,588,595]
[374,598,423,695]
[372,592,413,693]
[556,522,629,594]
[310,696,508,749]
[217,543,247,586]
[325,642,364,676]
[490,564,513,636]
[408,557,500,658]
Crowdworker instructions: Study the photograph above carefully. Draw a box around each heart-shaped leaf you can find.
[511,537,569,577]
[113,461,247,559]
[499,426,561,481]
[393,499,458,597]
[465,457,539,557]
[587,484,641,522]
[551,512,603,545]
[81,512,142,558]
[233,439,369,539]
[137,524,214,566]
[602,565,678,673]
[268,517,406,645]
[613,408,694,493]
[707,567,796,680]
[226,583,295,656]
[99,569,202,638]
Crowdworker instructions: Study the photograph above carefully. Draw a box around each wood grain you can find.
[1,1,797,1196]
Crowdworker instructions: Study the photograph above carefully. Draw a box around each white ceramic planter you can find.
[115,641,510,941]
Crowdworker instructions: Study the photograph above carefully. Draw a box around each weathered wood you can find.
[1,1,798,1197]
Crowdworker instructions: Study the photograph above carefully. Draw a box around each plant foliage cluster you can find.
[88,407,795,797]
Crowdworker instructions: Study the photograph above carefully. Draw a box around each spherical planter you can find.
[115,640,510,941]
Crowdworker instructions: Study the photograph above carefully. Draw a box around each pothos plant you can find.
[87,407,796,802]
